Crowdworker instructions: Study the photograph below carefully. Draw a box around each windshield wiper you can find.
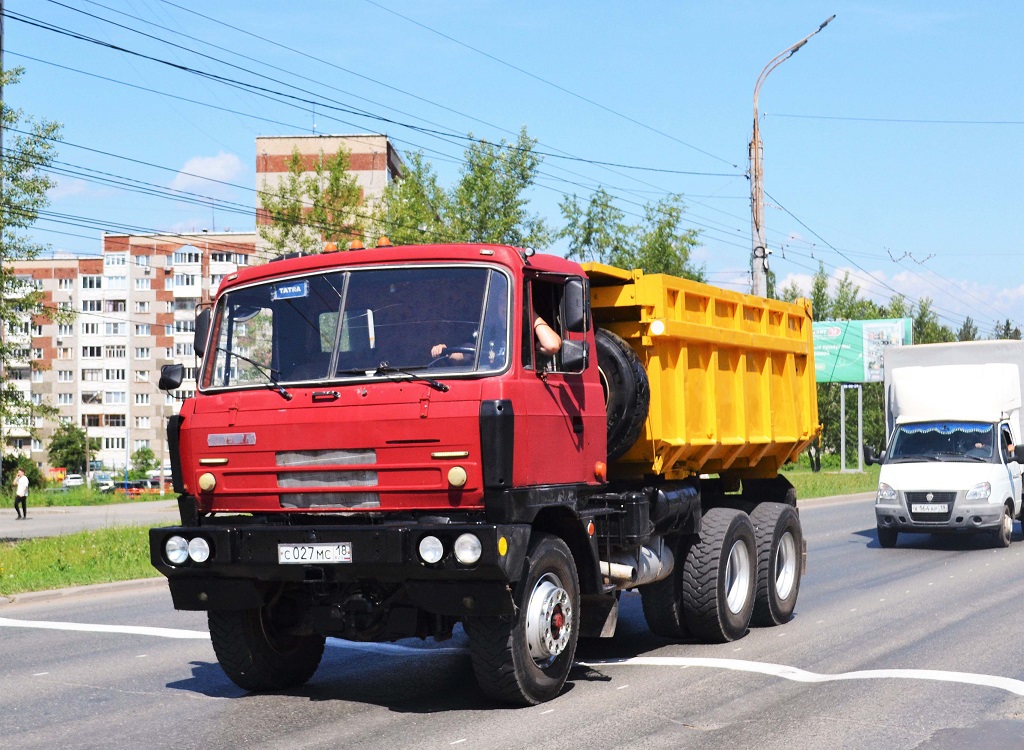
[216,347,292,401]
[374,362,449,392]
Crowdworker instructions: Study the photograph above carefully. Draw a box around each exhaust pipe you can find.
[599,539,675,588]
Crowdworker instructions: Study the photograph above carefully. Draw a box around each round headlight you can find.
[165,535,189,565]
[188,537,211,563]
[454,533,482,565]
[418,535,444,564]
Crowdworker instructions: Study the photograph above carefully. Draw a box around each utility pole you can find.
[1,0,7,492]
[750,15,834,298]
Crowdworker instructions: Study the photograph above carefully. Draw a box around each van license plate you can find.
[911,503,948,514]
[278,542,352,564]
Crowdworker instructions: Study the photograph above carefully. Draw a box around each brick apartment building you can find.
[6,134,401,473]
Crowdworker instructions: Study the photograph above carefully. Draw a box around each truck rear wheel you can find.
[682,508,756,642]
[464,533,579,705]
[208,605,325,692]
[595,328,650,461]
[749,503,802,626]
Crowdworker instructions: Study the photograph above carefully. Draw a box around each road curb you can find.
[0,576,166,608]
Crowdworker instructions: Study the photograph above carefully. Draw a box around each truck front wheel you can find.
[464,533,580,705]
[208,604,325,692]
[750,503,802,626]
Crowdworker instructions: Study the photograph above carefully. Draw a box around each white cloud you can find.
[47,176,94,200]
[169,152,244,196]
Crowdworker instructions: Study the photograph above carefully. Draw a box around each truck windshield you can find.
[201,265,510,389]
[888,421,997,463]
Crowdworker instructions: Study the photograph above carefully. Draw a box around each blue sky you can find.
[6,1,1023,334]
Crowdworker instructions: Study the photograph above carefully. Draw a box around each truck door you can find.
[1001,423,1023,514]
[517,276,603,487]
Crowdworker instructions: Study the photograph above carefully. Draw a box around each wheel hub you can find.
[525,574,573,665]
[775,531,798,600]
[724,539,752,615]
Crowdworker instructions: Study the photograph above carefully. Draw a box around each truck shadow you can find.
[855,524,1023,550]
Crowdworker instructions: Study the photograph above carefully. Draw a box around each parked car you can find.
[63,474,84,487]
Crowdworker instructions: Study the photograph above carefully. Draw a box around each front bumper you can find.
[875,491,1004,534]
[149,521,531,616]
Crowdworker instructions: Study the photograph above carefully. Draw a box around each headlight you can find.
[876,483,898,503]
[966,482,991,501]
[418,535,444,564]
[453,533,482,565]
[165,535,189,565]
[188,537,211,563]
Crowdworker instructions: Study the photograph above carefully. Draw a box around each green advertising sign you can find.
[813,318,913,383]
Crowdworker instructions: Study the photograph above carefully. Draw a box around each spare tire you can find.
[595,328,650,461]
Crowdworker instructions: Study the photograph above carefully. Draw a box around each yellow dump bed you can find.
[584,263,820,480]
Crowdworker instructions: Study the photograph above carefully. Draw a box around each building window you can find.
[105,391,126,404]
[135,393,150,406]
[32,324,43,336]
[105,414,126,427]
[174,319,196,334]
[105,252,127,267]
[105,300,126,313]
[133,439,151,451]
[58,393,74,405]
[82,368,102,381]
[135,416,151,429]
[82,414,101,427]
[31,369,44,383]
[58,370,73,382]
[174,298,199,312]
[105,276,127,290]
[58,347,73,359]
[81,322,99,336]
[104,437,126,450]
[31,348,43,359]
[135,324,150,336]
[135,369,150,382]
[82,275,102,289]
[82,346,102,358]
[165,348,174,359]
[135,301,150,314]
[175,342,194,357]
[136,254,150,268]
[58,278,73,290]
[135,278,151,291]
[105,345,126,359]
[32,438,43,452]
[173,247,201,265]
[82,299,102,312]
[58,323,74,337]
[104,322,126,336]
[135,347,151,359]
[104,368,126,381]
[82,391,102,404]
[173,273,197,289]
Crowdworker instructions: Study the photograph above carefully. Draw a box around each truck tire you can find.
[595,328,649,461]
[463,533,579,705]
[208,606,325,692]
[682,508,756,642]
[749,503,802,626]
[639,536,693,639]
[995,503,1013,548]
[877,526,898,548]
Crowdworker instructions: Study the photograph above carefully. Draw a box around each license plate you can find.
[911,503,949,514]
[277,542,352,564]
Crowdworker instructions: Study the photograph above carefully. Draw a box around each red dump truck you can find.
[151,242,819,705]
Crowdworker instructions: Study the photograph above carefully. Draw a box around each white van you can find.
[63,473,85,487]
[868,363,1024,548]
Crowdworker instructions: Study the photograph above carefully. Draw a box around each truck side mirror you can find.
[559,340,588,373]
[194,308,211,358]
[159,363,185,391]
[1014,446,1024,463]
[563,278,587,333]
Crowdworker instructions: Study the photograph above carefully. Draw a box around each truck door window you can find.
[522,278,574,373]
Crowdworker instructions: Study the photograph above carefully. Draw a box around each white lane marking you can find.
[0,617,209,640]
[578,657,1024,697]
[6,616,1023,698]
[32,672,48,676]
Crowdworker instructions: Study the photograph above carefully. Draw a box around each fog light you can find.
[418,535,444,564]
[165,535,189,565]
[454,533,482,565]
[448,466,468,487]
[198,472,216,491]
[188,537,211,563]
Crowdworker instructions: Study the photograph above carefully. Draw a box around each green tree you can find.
[258,146,365,254]
[130,446,157,479]
[375,127,551,249]
[912,298,955,344]
[47,421,98,474]
[2,453,42,493]
[993,318,1022,340]
[957,316,979,342]
[558,187,628,267]
[2,67,66,463]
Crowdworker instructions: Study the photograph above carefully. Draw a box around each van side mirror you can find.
[563,278,587,333]
[559,340,588,373]
[864,445,883,466]
[159,363,184,391]
[194,308,211,358]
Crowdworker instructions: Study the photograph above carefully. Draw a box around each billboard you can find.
[813,318,913,383]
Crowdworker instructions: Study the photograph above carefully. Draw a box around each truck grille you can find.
[906,491,956,523]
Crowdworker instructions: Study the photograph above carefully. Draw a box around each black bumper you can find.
[149,521,531,616]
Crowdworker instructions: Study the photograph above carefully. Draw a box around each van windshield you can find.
[201,265,510,389]
[888,421,997,463]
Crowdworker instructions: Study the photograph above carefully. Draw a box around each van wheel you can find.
[682,508,756,643]
[995,504,1013,548]
[877,526,898,548]
[464,533,579,705]
[595,328,649,461]
[749,503,802,626]
[208,605,325,692]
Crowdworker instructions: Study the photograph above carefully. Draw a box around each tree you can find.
[375,127,551,249]
[258,146,365,254]
[130,446,157,479]
[2,453,42,493]
[47,422,98,474]
[993,318,1022,340]
[912,298,955,344]
[560,190,705,279]
[957,316,979,342]
[2,67,65,462]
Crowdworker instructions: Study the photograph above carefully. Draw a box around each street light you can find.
[750,15,835,298]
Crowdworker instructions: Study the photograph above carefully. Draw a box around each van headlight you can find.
[876,483,898,504]
[966,482,991,501]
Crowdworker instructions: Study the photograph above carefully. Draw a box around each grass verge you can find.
[784,464,881,499]
[0,525,160,597]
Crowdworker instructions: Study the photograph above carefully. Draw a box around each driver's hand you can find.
[431,344,447,357]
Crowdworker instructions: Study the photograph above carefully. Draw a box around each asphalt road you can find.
[0,498,180,542]
[1,494,1023,749]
